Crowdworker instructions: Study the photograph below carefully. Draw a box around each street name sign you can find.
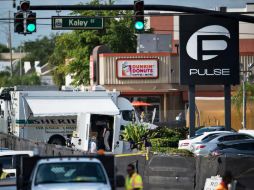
[52,16,104,30]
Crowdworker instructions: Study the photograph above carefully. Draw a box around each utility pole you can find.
[20,44,22,77]
[243,72,246,129]
[8,11,13,76]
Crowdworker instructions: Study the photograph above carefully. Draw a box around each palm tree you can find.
[232,82,254,113]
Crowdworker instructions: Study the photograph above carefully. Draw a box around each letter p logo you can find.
[186,25,230,61]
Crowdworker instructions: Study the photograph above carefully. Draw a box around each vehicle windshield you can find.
[35,162,107,185]
[195,128,210,135]
[122,110,135,122]
[201,134,220,143]
[0,156,13,169]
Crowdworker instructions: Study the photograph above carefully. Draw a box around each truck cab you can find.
[0,150,34,178]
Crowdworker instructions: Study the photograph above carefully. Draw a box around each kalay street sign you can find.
[52,16,104,30]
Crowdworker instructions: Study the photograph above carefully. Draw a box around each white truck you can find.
[0,150,34,177]
[30,157,112,190]
[16,155,124,190]
[0,86,138,150]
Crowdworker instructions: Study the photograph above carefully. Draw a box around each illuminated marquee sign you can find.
[116,58,159,79]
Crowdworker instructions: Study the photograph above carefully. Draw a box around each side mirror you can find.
[116,175,125,187]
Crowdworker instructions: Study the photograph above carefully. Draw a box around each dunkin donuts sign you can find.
[116,58,159,79]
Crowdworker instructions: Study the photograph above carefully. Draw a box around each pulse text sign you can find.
[52,16,104,30]
[180,15,239,85]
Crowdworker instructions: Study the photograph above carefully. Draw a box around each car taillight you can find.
[196,145,206,149]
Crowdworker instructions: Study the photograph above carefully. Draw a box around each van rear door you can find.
[75,113,91,151]
[112,115,122,154]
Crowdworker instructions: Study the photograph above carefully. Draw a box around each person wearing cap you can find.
[125,164,143,190]
[216,171,233,190]
[0,163,9,180]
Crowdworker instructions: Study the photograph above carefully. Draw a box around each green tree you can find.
[232,82,254,113]
[49,0,137,86]
[0,43,9,53]
[21,35,56,67]
[0,71,40,87]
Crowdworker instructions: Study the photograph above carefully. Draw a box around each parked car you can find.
[211,139,254,156]
[193,133,254,156]
[178,131,233,151]
[195,126,236,137]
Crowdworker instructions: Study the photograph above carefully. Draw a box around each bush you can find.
[153,126,188,139]
[150,137,179,148]
[151,147,193,157]
[122,123,148,143]
[122,123,157,150]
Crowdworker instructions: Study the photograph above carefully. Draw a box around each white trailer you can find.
[0,86,138,147]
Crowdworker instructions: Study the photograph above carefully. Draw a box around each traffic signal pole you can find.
[17,4,254,23]
[8,11,13,76]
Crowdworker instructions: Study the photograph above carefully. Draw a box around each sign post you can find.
[188,85,196,137]
[224,85,231,131]
[180,15,239,136]
[52,16,104,30]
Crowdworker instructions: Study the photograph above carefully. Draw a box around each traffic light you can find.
[20,1,30,12]
[26,12,36,33]
[14,12,24,33]
[134,0,144,33]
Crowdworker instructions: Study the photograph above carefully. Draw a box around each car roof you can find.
[203,131,233,136]
[198,126,224,129]
[214,133,253,138]
[0,150,34,156]
[37,157,102,165]
[189,131,233,140]
[218,139,254,146]
[238,130,254,136]
[206,126,224,129]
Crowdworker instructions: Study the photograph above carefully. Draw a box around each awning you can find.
[25,97,120,117]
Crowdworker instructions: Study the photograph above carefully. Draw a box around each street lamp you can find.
[242,62,254,129]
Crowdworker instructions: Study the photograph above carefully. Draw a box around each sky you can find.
[0,0,254,47]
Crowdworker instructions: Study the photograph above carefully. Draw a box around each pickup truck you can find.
[17,155,124,190]
[0,150,34,178]
[30,157,112,190]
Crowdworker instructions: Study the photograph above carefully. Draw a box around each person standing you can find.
[140,111,145,123]
[215,171,233,190]
[90,135,97,153]
[125,164,143,190]
[103,121,111,151]
[0,163,9,180]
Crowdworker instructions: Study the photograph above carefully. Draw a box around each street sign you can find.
[52,16,104,30]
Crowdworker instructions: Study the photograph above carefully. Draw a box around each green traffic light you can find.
[135,21,144,30]
[27,23,36,32]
